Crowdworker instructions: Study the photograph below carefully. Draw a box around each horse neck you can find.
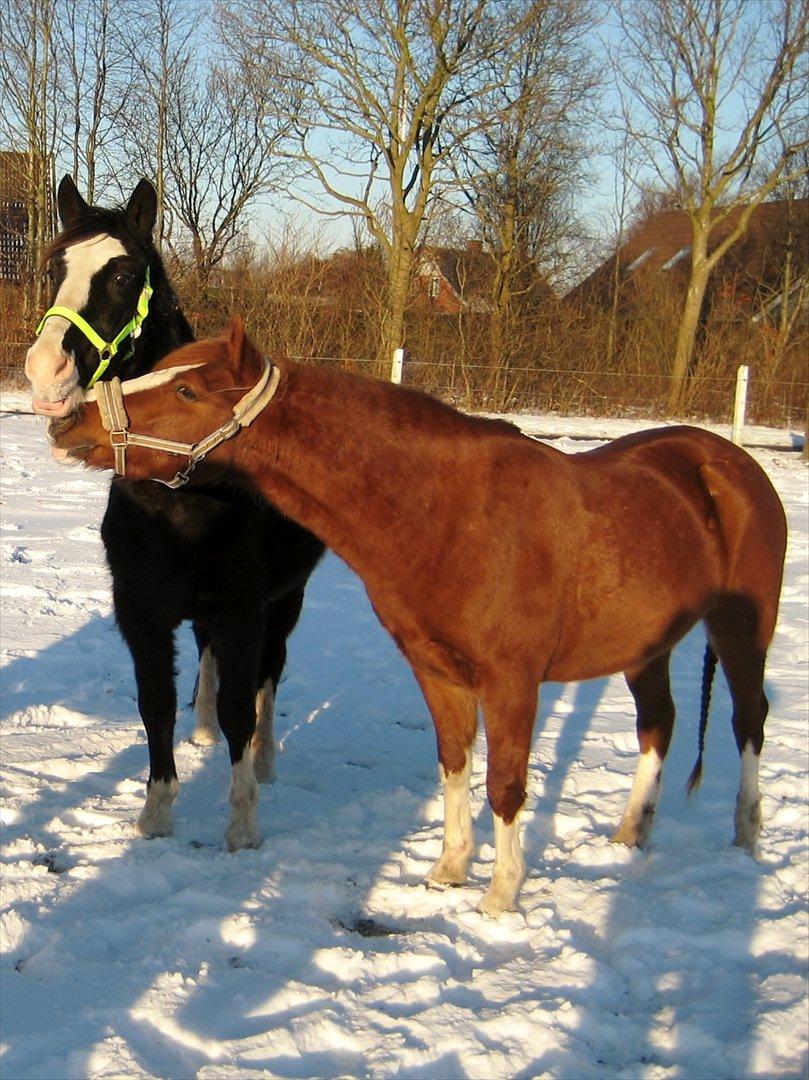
[234,364,458,578]
[125,258,195,378]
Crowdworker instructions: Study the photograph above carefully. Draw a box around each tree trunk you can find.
[384,240,413,371]
[667,244,710,415]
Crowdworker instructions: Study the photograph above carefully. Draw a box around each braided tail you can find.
[687,642,718,794]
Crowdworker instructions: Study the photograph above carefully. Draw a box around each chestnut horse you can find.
[51,319,787,916]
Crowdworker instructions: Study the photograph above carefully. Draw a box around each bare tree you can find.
[162,50,292,281]
[221,0,538,363]
[54,0,135,202]
[612,0,809,413]
[0,0,59,315]
[448,0,600,367]
[119,0,202,246]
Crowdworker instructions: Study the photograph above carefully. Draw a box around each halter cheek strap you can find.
[88,359,280,488]
[36,268,153,388]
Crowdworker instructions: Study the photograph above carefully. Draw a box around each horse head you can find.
[50,317,272,485]
[26,176,161,418]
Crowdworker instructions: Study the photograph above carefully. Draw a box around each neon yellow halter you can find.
[35,268,153,389]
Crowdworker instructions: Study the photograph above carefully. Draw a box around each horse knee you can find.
[215,668,259,758]
[486,775,527,823]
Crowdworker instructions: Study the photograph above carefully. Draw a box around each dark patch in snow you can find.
[395,718,429,731]
[333,914,402,938]
[33,852,70,874]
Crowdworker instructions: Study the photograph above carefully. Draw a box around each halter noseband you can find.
[36,268,153,388]
[87,359,280,489]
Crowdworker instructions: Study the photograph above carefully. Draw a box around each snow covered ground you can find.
[1,394,807,1080]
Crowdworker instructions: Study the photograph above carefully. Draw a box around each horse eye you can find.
[113,273,132,288]
[176,385,197,402]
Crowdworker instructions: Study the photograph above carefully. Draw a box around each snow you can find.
[1,391,807,1080]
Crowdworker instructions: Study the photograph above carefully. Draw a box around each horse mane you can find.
[283,360,529,445]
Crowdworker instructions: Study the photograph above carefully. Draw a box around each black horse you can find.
[26,177,324,848]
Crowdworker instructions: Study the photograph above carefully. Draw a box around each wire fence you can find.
[3,339,807,430]
[286,351,807,428]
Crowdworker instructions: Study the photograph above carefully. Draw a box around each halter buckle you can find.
[161,460,196,489]
[109,429,129,447]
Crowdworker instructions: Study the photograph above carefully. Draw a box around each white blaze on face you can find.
[26,234,127,416]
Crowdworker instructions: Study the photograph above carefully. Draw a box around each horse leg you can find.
[252,585,306,783]
[211,619,262,851]
[612,652,675,848]
[115,600,179,837]
[414,670,478,888]
[190,622,219,746]
[251,681,275,784]
[477,676,539,917]
[705,606,770,853]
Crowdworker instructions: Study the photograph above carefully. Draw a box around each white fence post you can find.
[391,347,404,384]
[731,365,749,446]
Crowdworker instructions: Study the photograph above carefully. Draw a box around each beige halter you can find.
[87,359,280,488]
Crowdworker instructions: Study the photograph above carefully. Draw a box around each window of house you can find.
[622,247,655,276]
[662,246,691,270]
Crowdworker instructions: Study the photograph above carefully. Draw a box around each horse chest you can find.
[101,482,256,608]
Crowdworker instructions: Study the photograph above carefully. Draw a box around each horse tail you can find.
[687,642,717,795]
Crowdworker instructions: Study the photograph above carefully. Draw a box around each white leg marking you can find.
[479,811,525,917]
[734,743,761,853]
[137,777,179,838]
[251,678,276,784]
[612,748,663,848]
[426,752,474,887]
[190,647,219,745]
[226,756,261,852]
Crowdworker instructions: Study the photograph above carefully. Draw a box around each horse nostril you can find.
[52,352,72,380]
[25,345,75,390]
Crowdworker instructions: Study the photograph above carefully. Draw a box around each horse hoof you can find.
[610,827,638,847]
[252,763,276,785]
[732,830,759,856]
[733,800,761,855]
[137,778,178,837]
[426,854,470,888]
[226,828,262,852]
[189,727,219,747]
[477,888,517,919]
[137,819,174,839]
[610,820,649,848]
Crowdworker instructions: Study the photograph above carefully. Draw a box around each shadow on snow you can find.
[0,557,795,1077]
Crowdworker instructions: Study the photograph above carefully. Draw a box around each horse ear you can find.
[224,316,263,379]
[124,179,158,240]
[225,316,246,366]
[57,175,89,226]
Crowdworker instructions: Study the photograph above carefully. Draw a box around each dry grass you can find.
[4,260,806,427]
